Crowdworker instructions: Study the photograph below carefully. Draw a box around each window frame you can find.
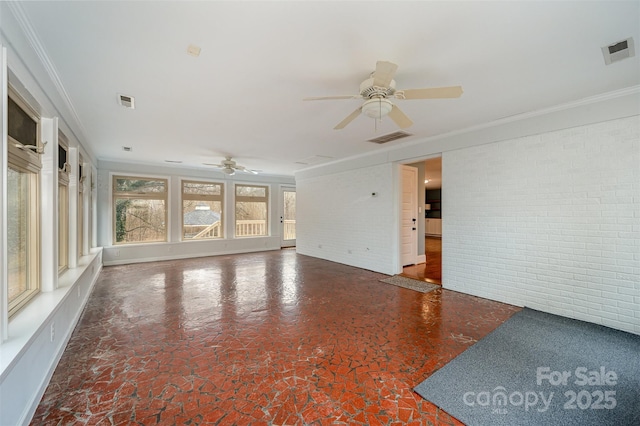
[181,179,224,241]
[6,85,42,317]
[234,183,269,238]
[112,175,169,245]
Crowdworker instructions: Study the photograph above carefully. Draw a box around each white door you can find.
[401,165,418,266]
[279,187,296,248]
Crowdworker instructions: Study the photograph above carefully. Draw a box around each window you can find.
[113,176,168,244]
[182,180,223,240]
[58,132,69,273]
[235,184,268,237]
[7,87,42,316]
[78,154,84,257]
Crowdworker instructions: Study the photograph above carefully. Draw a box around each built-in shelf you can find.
[425,188,441,218]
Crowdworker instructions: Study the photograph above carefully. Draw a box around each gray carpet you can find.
[379,276,439,293]
[414,308,640,426]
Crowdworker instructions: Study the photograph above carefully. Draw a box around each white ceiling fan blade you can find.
[303,95,361,101]
[372,61,398,88]
[234,165,259,174]
[334,106,363,130]
[203,163,224,168]
[396,86,463,100]
[388,104,414,129]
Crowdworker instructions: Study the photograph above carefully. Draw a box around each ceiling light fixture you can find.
[361,98,393,119]
[221,167,235,176]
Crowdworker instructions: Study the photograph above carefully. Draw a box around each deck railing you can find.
[187,219,296,239]
[283,220,296,240]
[236,220,266,237]
[192,221,222,239]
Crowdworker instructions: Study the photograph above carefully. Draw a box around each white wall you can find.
[1,4,102,424]
[296,163,398,275]
[97,160,295,265]
[443,116,639,334]
[295,88,640,334]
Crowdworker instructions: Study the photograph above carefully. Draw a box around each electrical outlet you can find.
[114,249,120,257]
[50,322,55,342]
[77,286,81,299]
[348,249,352,254]
[318,244,322,249]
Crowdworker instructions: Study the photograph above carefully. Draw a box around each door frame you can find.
[278,185,296,248]
[395,155,441,274]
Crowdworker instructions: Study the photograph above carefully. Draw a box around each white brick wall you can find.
[443,116,640,334]
[296,163,397,275]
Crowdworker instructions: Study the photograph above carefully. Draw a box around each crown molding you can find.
[6,1,89,150]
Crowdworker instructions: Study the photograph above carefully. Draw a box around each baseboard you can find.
[416,254,426,264]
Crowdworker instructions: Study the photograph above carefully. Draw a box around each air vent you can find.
[117,94,135,109]
[602,37,635,65]
[366,130,412,144]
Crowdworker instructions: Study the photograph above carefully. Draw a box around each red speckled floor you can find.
[32,250,520,425]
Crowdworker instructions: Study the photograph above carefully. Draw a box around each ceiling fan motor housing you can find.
[359,77,396,98]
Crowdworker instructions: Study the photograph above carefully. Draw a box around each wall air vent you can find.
[367,130,412,144]
[118,93,135,109]
[602,37,635,65]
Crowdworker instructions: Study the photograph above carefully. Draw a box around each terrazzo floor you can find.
[32,250,520,425]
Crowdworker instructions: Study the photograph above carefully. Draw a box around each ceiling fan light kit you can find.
[304,60,463,130]
[362,98,393,119]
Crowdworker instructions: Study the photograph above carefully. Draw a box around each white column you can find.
[68,148,78,268]
[39,117,57,292]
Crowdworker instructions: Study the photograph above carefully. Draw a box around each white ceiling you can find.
[15,1,640,176]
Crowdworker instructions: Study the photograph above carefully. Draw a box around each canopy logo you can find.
[461,366,618,415]
[463,387,553,414]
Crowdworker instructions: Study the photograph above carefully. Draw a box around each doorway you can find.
[279,187,296,248]
[401,156,442,284]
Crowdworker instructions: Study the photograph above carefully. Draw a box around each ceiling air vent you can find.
[367,130,412,144]
[117,93,135,109]
[602,37,635,65]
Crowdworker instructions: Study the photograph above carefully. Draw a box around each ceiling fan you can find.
[304,61,463,130]
[203,156,258,176]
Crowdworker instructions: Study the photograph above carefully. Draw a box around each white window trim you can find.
[180,178,225,241]
[111,174,169,245]
[234,183,270,238]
